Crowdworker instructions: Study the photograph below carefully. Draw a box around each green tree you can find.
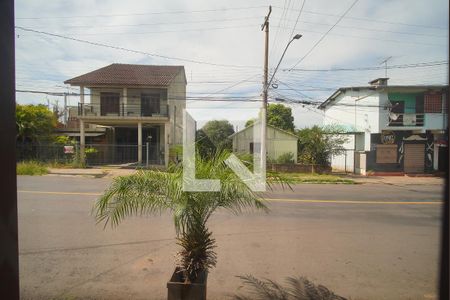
[245,118,256,128]
[196,129,217,158]
[245,104,295,132]
[296,125,348,165]
[16,104,57,143]
[94,151,289,284]
[196,120,235,157]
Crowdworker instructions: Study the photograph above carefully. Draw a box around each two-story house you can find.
[318,78,448,175]
[64,63,186,167]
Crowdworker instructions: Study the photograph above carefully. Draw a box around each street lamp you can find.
[266,34,302,91]
[260,33,301,180]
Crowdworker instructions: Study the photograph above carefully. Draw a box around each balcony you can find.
[388,113,424,127]
[77,103,169,118]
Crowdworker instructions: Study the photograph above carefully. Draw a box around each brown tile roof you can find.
[64,63,185,87]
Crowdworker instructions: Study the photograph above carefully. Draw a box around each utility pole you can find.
[260,6,271,176]
[64,93,68,126]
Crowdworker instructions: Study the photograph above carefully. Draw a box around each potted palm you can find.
[94,151,289,300]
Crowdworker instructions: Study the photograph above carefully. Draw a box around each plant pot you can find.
[167,267,207,300]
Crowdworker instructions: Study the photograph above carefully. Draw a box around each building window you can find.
[424,93,442,113]
[141,93,160,116]
[376,144,397,163]
[100,92,120,116]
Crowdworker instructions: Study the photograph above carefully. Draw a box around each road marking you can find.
[265,198,442,205]
[18,190,102,196]
[18,190,441,205]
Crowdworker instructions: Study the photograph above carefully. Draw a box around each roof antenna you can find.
[379,56,392,77]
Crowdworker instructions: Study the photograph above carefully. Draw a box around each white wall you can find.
[233,126,298,162]
[330,134,355,172]
[323,89,384,151]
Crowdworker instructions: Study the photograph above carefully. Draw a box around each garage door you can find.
[404,144,425,173]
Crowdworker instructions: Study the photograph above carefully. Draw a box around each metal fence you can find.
[16,143,164,166]
[16,143,77,164]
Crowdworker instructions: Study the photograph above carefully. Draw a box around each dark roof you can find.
[64,63,186,87]
[318,84,448,109]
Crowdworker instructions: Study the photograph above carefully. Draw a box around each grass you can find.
[47,160,86,169]
[277,172,355,184]
[17,161,49,176]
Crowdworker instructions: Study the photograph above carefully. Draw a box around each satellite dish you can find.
[389,112,399,121]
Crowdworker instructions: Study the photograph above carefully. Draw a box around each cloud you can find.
[14,0,448,128]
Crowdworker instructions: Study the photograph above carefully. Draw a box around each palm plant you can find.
[94,151,289,284]
[233,275,347,300]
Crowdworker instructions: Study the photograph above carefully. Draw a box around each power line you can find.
[16,6,267,20]
[288,0,306,41]
[24,16,262,29]
[42,24,259,36]
[284,60,448,72]
[15,26,261,69]
[15,89,263,102]
[272,6,448,30]
[268,0,289,67]
[273,25,446,47]
[289,0,360,70]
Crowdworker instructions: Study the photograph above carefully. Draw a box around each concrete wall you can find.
[232,126,298,163]
[167,71,186,145]
[329,134,355,172]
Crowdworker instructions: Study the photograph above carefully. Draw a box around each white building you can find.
[319,78,448,174]
[230,124,298,163]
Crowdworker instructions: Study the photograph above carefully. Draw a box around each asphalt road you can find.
[17,175,444,300]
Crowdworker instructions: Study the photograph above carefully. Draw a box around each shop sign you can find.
[64,146,74,154]
[381,131,396,144]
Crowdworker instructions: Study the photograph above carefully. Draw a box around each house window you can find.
[376,144,397,163]
[141,93,160,116]
[424,93,442,113]
[100,92,120,116]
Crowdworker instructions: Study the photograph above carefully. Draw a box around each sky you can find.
[15,0,449,129]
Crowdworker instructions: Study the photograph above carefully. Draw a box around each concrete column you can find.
[80,86,85,116]
[164,122,170,168]
[123,87,127,116]
[433,143,439,171]
[138,122,142,164]
[79,119,85,163]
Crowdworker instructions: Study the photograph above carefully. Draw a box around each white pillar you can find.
[433,143,439,171]
[123,87,127,116]
[80,86,85,116]
[164,122,170,168]
[138,122,142,164]
[80,119,85,163]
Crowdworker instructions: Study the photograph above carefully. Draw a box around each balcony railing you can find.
[388,113,424,127]
[77,103,169,118]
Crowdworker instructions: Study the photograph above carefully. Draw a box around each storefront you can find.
[365,130,439,174]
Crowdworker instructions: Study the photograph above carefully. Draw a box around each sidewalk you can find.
[345,174,445,185]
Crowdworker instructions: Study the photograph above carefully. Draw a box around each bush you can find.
[17,161,48,175]
[276,152,294,164]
